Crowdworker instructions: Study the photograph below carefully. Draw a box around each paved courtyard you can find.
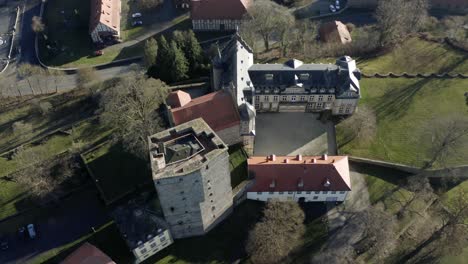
[0,4,16,60]
[254,112,334,156]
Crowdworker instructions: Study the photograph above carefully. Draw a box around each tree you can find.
[12,147,76,199]
[246,201,305,264]
[99,72,169,158]
[182,30,203,73]
[77,67,99,89]
[11,121,33,139]
[31,16,45,36]
[340,105,377,144]
[169,40,189,83]
[277,11,295,56]
[295,20,318,55]
[376,0,429,47]
[31,99,53,116]
[155,35,171,81]
[245,0,294,51]
[143,38,158,68]
[423,115,468,169]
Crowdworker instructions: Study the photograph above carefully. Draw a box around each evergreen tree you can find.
[184,30,203,73]
[143,38,158,68]
[156,35,171,81]
[169,40,189,83]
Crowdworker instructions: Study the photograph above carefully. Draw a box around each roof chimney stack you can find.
[322,154,328,160]
[312,158,317,163]
[271,154,276,161]
[284,158,289,164]
[297,154,302,161]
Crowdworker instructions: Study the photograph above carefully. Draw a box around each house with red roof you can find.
[89,0,121,43]
[165,90,255,149]
[190,0,252,31]
[61,242,116,264]
[247,154,351,202]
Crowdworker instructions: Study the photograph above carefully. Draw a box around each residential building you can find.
[112,193,174,263]
[149,119,233,239]
[247,154,351,202]
[61,242,116,264]
[249,56,361,115]
[89,0,121,43]
[348,0,468,12]
[319,21,352,44]
[190,0,252,31]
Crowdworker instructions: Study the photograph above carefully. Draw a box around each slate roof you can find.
[61,242,116,264]
[248,155,351,192]
[190,0,252,20]
[170,90,240,132]
[248,57,360,98]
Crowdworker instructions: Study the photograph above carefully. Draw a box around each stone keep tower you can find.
[148,118,233,239]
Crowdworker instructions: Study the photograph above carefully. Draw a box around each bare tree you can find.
[76,67,99,89]
[138,0,163,11]
[31,16,45,37]
[246,201,305,264]
[12,147,76,199]
[423,115,468,169]
[11,121,33,139]
[244,0,294,51]
[31,99,53,116]
[99,72,169,159]
[340,105,377,144]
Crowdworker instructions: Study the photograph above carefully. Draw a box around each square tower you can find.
[148,118,233,239]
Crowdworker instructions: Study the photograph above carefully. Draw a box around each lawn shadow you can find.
[373,78,432,121]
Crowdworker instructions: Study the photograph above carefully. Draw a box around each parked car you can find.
[329,4,336,12]
[18,226,26,239]
[0,241,8,250]
[132,21,143,27]
[27,224,36,239]
[335,0,340,10]
[94,50,104,56]
[131,12,142,18]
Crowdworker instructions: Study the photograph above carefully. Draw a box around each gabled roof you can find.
[248,155,351,192]
[319,21,352,44]
[89,0,121,33]
[167,90,192,108]
[190,0,252,20]
[61,242,116,264]
[170,90,240,131]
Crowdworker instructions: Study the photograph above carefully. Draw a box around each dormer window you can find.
[299,73,309,81]
[265,74,274,81]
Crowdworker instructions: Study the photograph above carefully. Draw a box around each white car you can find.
[329,4,336,12]
[131,13,142,18]
[335,0,341,10]
[27,224,36,239]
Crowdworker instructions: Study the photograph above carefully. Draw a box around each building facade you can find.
[249,57,361,115]
[247,154,352,202]
[190,0,251,31]
[149,119,233,239]
[112,194,174,263]
[89,0,121,43]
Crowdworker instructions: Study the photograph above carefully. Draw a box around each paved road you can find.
[18,0,39,64]
[0,189,111,264]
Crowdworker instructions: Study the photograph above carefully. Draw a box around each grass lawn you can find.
[337,77,468,168]
[357,37,468,74]
[228,145,248,188]
[82,142,152,204]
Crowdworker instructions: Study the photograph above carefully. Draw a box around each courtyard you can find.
[254,112,334,156]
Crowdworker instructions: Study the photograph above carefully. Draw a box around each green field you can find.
[358,37,468,74]
[228,145,248,188]
[337,77,468,168]
[83,142,152,204]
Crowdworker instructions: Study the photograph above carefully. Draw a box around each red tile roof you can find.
[89,0,121,33]
[190,0,252,20]
[248,155,351,192]
[170,90,240,131]
[61,242,116,264]
[167,90,192,108]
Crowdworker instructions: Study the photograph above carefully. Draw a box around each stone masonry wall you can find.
[216,124,242,146]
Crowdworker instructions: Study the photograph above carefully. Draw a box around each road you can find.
[0,189,111,264]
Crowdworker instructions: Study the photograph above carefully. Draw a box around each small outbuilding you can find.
[319,20,352,44]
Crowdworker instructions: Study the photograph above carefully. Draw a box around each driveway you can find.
[254,112,334,156]
[0,3,17,60]
[0,189,111,264]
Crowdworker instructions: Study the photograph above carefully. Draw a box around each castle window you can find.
[257,192,262,194]
[300,96,305,101]
[209,193,213,196]
[340,191,346,194]
[327,95,333,101]
[185,211,189,213]
[282,95,287,101]
[182,197,186,201]
[255,103,260,109]
[299,73,309,81]
[331,191,336,194]
[212,206,216,211]
[313,196,318,200]
[179,178,183,182]
[264,95,269,102]
[170,207,175,212]
[297,191,302,194]
[206,165,209,170]
[265,74,274,81]
[323,191,328,194]
[178,221,183,225]
[306,191,311,194]
[160,236,166,242]
[317,103,322,108]
[255,95,260,101]
[141,248,147,254]
[315,191,320,194]
[269,191,274,194]
[345,108,351,113]
[309,95,315,101]
[273,96,278,102]
[288,191,293,194]
[291,96,297,101]
[157,181,160,184]
[318,95,324,101]
[279,191,284,194]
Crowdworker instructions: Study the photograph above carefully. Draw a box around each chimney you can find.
[284,158,289,164]
[312,158,317,163]
[322,154,328,160]
[296,154,302,161]
[323,179,331,188]
[271,154,276,161]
